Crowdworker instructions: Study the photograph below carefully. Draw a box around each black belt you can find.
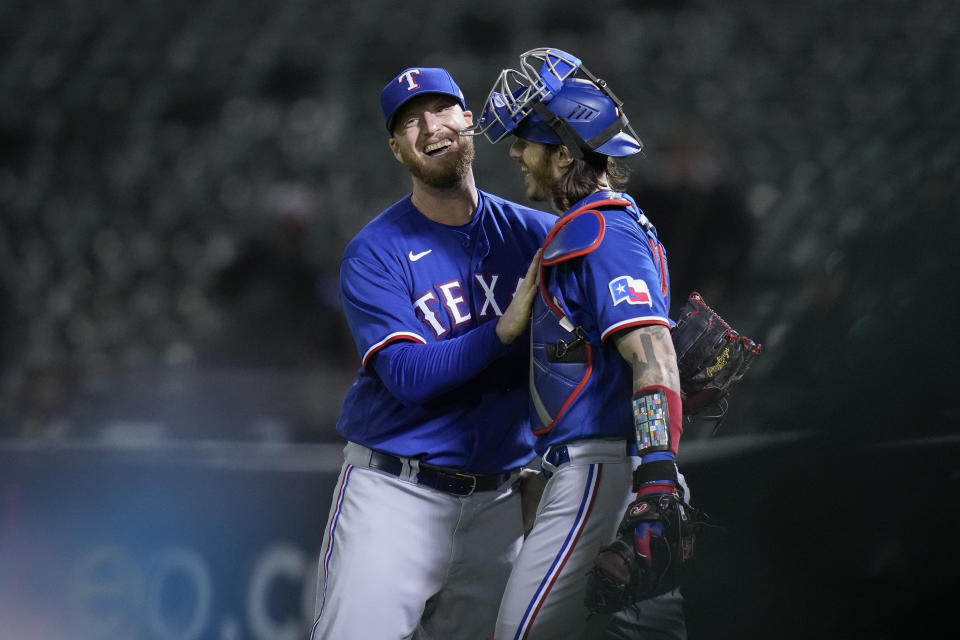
[368,450,514,496]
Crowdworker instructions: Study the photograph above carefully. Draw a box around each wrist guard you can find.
[632,459,679,494]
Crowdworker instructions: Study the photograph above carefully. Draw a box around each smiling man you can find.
[309,67,554,640]
[470,48,693,640]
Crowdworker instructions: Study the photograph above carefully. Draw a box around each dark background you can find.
[1,1,957,638]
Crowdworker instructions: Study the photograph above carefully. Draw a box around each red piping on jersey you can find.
[361,333,426,368]
[649,238,668,296]
[601,317,671,343]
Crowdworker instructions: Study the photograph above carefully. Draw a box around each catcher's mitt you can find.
[584,491,700,615]
[671,291,762,416]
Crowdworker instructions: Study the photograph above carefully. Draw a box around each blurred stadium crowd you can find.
[0,0,956,444]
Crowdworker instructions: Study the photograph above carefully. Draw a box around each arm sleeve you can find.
[371,319,508,405]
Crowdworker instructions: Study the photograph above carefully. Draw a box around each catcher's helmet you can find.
[466,48,642,158]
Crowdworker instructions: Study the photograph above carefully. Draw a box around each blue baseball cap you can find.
[380,67,466,133]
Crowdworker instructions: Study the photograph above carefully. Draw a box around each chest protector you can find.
[530,197,661,435]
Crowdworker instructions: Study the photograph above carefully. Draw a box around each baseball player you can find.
[310,66,554,639]
[467,48,689,639]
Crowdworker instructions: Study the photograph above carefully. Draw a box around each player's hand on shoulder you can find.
[495,249,542,344]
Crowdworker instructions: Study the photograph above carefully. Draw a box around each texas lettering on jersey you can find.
[413,273,524,338]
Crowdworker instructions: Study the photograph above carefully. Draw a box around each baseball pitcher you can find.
[310,67,554,639]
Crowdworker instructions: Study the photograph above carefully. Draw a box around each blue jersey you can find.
[530,191,671,452]
[337,189,554,473]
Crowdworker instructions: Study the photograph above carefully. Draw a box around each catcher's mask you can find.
[463,47,642,159]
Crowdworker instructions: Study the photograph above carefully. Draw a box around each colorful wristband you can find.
[632,385,683,456]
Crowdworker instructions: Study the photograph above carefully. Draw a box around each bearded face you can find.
[397,133,475,189]
[389,95,477,190]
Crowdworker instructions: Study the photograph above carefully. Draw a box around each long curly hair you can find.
[548,146,631,212]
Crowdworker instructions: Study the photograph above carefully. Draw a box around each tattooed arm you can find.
[614,325,681,398]
[614,325,684,460]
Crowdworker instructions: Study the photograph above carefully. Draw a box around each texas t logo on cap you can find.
[397,69,423,91]
[380,67,466,132]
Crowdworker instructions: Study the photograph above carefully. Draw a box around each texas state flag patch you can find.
[609,275,653,306]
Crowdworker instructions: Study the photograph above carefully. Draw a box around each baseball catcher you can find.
[585,292,761,615]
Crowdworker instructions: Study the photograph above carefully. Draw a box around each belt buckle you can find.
[454,472,478,496]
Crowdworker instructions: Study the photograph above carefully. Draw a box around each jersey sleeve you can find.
[340,254,428,367]
[580,218,671,341]
[371,320,507,405]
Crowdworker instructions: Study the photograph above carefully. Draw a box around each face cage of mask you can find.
[462,47,641,157]
[462,47,582,143]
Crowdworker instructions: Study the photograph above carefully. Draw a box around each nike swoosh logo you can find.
[408,249,432,262]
